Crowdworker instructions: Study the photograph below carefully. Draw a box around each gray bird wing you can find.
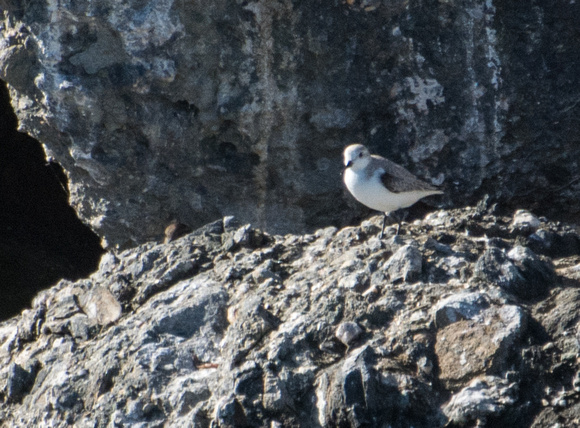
[370,155,441,193]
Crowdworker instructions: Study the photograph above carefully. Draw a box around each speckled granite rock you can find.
[0,205,579,426]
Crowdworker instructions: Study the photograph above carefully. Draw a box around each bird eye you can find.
[358,152,363,158]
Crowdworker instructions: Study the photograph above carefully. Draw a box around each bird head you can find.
[343,144,371,170]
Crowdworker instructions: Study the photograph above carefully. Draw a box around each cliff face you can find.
[1,1,580,247]
[0,207,579,427]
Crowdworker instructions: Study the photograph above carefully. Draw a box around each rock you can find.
[507,245,556,297]
[66,314,93,341]
[262,372,293,413]
[0,205,579,426]
[317,346,445,427]
[360,219,382,237]
[3,361,39,403]
[335,322,363,347]
[384,245,423,283]
[251,260,282,285]
[474,246,550,300]
[557,262,580,286]
[533,287,580,353]
[435,305,527,389]
[76,286,122,326]
[573,370,580,392]
[150,280,228,339]
[527,229,580,258]
[338,271,369,292]
[225,224,271,253]
[222,297,279,367]
[432,292,490,329]
[510,210,541,234]
[215,396,248,428]
[443,376,518,425]
[3,0,580,250]
[16,307,44,343]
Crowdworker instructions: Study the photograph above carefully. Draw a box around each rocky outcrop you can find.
[2,1,580,246]
[1,204,580,427]
[1,1,580,424]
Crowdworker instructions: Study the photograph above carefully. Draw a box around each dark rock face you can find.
[0,206,579,427]
[474,246,556,300]
[1,1,580,246]
[0,82,103,318]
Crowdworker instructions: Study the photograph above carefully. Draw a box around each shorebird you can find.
[343,143,442,237]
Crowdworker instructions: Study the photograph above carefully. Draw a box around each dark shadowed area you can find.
[0,81,103,319]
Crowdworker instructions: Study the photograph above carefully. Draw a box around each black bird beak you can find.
[341,161,352,176]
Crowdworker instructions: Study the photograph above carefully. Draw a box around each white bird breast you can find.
[344,168,436,213]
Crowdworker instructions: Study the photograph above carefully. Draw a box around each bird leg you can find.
[380,212,398,238]
[380,211,409,238]
[380,213,388,239]
[395,211,409,235]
